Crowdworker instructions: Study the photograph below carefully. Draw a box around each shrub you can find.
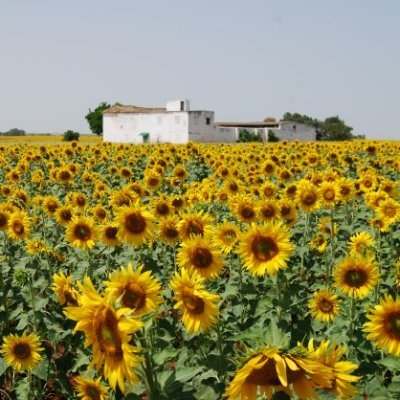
[268,130,280,142]
[63,130,80,142]
[237,129,262,143]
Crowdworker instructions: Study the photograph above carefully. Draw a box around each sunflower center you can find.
[187,221,204,236]
[148,177,159,187]
[105,226,118,239]
[191,247,213,268]
[340,186,350,195]
[47,201,58,213]
[60,171,71,181]
[125,212,146,234]
[252,236,279,262]
[13,343,31,360]
[302,192,317,206]
[61,209,72,221]
[323,189,335,201]
[96,309,123,360]
[122,283,146,310]
[86,385,101,400]
[73,224,91,241]
[156,203,169,215]
[182,294,205,314]
[163,226,179,239]
[263,188,274,197]
[245,357,281,386]
[344,268,367,288]
[96,209,107,219]
[387,313,400,338]
[223,230,237,243]
[13,222,24,235]
[261,206,275,219]
[280,206,291,217]
[383,206,396,218]
[319,299,333,312]
[76,197,86,207]
[240,205,255,219]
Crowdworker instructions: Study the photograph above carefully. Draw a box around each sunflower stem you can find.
[300,212,309,277]
[1,234,10,332]
[140,335,157,399]
[216,323,226,382]
[348,297,356,346]
[29,273,39,332]
[329,206,335,283]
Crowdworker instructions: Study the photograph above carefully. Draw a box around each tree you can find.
[282,112,355,141]
[0,128,25,136]
[85,102,110,135]
[63,130,80,141]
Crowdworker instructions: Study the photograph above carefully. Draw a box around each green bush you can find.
[237,129,262,143]
[63,130,80,142]
[268,130,280,142]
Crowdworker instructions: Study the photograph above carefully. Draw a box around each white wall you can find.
[188,111,217,142]
[274,122,316,141]
[103,112,189,144]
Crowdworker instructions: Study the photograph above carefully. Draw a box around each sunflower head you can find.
[74,375,109,400]
[308,289,340,323]
[1,331,44,372]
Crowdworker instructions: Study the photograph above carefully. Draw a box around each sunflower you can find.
[114,202,154,246]
[319,181,339,206]
[25,239,47,255]
[348,231,375,256]
[224,346,332,400]
[66,216,99,250]
[308,289,340,323]
[169,268,220,333]
[231,195,258,223]
[337,178,355,202]
[237,222,294,276]
[7,210,31,241]
[178,211,213,240]
[105,264,162,316]
[56,166,74,185]
[144,170,162,191]
[318,216,337,237]
[296,181,320,212]
[54,205,74,226]
[152,196,171,218]
[110,189,136,209]
[377,197,400,226]
[212,222,240,254]
[177,235,224,279]
[74,375,109,400]
[91,204,108,222]
[363,294,400,356]
[64,278,143,392]
[158,215,181,244]
[100,223,121,247]
[52,272,78,305]
[42,195,61,216]
[260,181,277,198]
[1,331,44,372]
[334,255,379,298]
[257,200,279,222]
[304,339,360,398]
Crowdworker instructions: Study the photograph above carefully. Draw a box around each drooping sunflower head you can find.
[105,264,162,316]
[1,331,44,372]
[308,289,340,323]
[334,255,380,298]
[115,202,154,246]
[169,268,220,333]
[0,205,10,231]
[25,239,47,255]
[212,222,240,254]
[348,231,375,256]
[177,235,224,279]
[302,339,360,398]
[158,215,181,244]
[237,222,294,276]
[74,375,109,400]
[364,294,400,356]
[66,216,99,250]
[318,216,337,237]
[52,272,78,306]
[224,346,333,400]
[309,233,328,253]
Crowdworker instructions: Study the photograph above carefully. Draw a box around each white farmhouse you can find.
[103,100,224,144]
[102,99,316,143]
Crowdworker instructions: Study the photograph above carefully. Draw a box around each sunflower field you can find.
[0,139,400,400]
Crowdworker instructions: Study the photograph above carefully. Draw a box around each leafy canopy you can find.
[85,102,110,136]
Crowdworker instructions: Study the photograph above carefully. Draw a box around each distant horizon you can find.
[1,1,399,140]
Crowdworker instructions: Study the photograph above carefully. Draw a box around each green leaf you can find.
[153,348,178,365]
[0,358,8,376]
[196,369,219,382]
[32,359,48,380]
[378,356,400,370]
[71,350,90,371]
[14,376,30,399]
[175,366,203,382]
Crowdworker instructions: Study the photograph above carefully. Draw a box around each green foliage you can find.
[62,130,80,141]
[85,102,110,136]
[237,129,262,143]
[0,128,25,136]
[283,112,356,141]
[267,130,280,142]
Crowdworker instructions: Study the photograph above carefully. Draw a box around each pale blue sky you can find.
[0,0,399,139]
